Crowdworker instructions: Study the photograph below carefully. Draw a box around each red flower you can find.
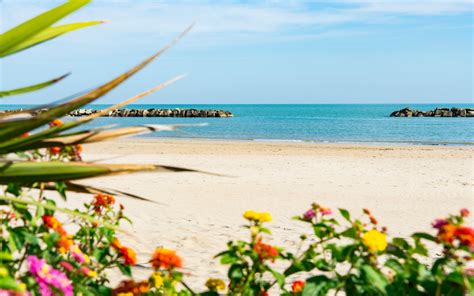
[151,248,183,270]
[455,226,474,247]
[49,146,62,155]
[253,239,279,261]
[42,215,66,236]
[460,208,470,217]
[292,280,305,293]
[120,247,137,266]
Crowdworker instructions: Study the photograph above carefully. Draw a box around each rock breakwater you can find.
[0,108,233,118]
[390,107,473,117]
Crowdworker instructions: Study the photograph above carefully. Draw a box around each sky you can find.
[0,0,473,104]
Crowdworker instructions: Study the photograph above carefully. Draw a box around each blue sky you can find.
[1,0,472,104]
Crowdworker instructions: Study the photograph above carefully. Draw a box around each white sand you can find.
[77,139,473,288]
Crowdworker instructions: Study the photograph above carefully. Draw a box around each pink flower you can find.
[71,246,89,264]
[460,208,470,217]
[27,256,73,296]
[466,267,474,277]
[431,218,448,229]
[59,261,74,272]
[319,207,332,216]
[303,209,315,220]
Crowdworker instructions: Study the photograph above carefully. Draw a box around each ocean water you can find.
[2,104,474,145]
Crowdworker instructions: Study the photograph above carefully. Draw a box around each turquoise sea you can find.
[2,104,474,145]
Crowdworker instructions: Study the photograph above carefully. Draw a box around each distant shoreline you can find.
[119,136,474,148]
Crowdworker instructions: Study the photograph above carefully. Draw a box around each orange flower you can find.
[20,132,29,138]
[253,239,279,261]
[75,144,83,154]
[111,239,123,250]
[120,247,137,266]
[292,280,305,293]
[49,119,63,127]
[151,248,183,270]
[42,215,66,236]
[57,235,74,253]
[369,215,378,225]
[113,280,149,295]
[93,193,115,212]
[437,224,457,245]
[49,146,62,155]
[112,239,136,265]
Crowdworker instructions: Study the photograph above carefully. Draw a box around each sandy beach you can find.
[77,139,473,287]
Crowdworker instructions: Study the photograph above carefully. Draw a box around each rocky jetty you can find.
[390,107,474,117]
[0,108,233,118]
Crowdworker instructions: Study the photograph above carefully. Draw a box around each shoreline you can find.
[126,136,474,148]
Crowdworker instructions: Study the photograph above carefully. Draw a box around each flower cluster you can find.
[151,248,183,270]
[93,193,115,213]
[292,280,305,293]
[112,239,137,266]
[434,209,474,248]
[362,229,388,252]
[27,256,73,296]
[205,278,226,291]
[302,203,333,222]
[112,279,150,295]
[243,210,272,223]
[253,239,279,261]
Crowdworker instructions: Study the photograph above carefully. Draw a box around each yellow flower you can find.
[362,230,387,252]
[151,272,164,288]
[205,278,226,291]
[243,210,272,223]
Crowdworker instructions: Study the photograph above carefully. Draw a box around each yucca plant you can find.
[0,1,200,294]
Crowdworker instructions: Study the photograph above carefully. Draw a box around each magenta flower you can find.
[303,209,316,220]
[27,256,73,296]
[431,218,448,229]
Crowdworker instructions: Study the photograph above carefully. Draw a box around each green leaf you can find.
[0,277,23,291]
[1,21,103,57]
[0,161,198,183]
[0,251,13,261]
[55,181,67,200]
[339,208,351,222]
[385,258,404,274]
[220,252,239,265]
[0,0,91,57]
[303,275,336,296]
[412,232,437,242]
[118,264,132,277]
[228,264,245,281]
[361,265,388,294]
[269,268,285,288]
[0,73,70,98]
